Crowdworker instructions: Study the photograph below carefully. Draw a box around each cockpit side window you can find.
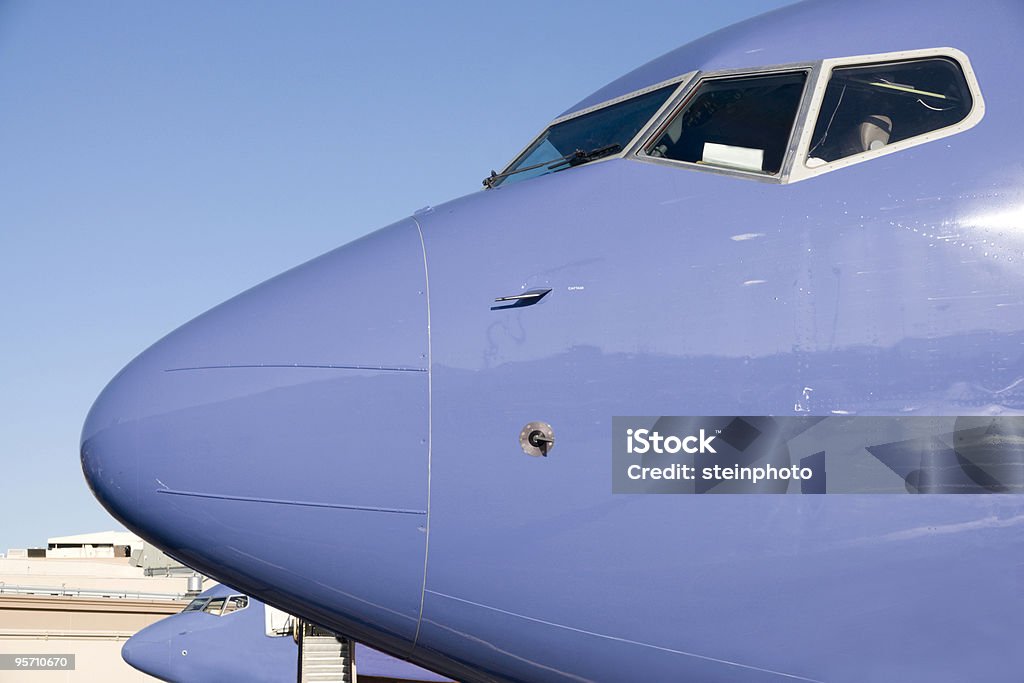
[805,57,972,166]
[646,71,807,175]
[222,595,248,614]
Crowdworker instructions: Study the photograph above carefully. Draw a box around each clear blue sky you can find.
[0,1,795,550]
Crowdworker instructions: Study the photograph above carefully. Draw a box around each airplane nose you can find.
[82,219,430,645]
[122,619,199,683]
[121,632,169,679]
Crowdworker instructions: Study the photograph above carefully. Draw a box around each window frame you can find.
[630,62,818,182]
[491,47,983,188]
[220,594,249,616]
[787,47,985,182]
[490,71,699,187]
[203,597,226,616]
[631,47,982,184]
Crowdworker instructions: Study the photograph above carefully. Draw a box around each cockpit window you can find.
[222,595,248,614]
[488,84,677,188]
[646,71,807,175]
[204,597,226,615]
[183,598,208,612]
[182,594,249,616]
[805,57,973,166]
[495,48,979,186]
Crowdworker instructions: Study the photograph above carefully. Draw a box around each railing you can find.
[0,628,138,640]
[0,583,186,601]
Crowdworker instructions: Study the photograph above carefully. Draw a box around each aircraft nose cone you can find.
[81,375,141,528]
[83,219,430,645]
[121,632,170,680]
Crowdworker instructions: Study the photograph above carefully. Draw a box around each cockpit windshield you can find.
[181,594,249,615]
[487,84,677,188]
[183,597,208,612]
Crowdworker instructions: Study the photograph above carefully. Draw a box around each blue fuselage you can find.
[83,1,1024,681]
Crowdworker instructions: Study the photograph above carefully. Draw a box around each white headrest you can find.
[859,114,892,151]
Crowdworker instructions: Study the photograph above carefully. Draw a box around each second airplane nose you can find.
[120,633,169,680]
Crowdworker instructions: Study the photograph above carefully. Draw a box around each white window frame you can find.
[786,47,985,183]
[220,594,249,616]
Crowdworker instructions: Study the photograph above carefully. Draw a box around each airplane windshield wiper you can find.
[548,143,622,170]
[483,143,622,189]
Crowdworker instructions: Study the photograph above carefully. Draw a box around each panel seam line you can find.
[411,216,432,648]
[425,590,824,682]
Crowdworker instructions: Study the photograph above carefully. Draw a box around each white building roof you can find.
[47,531,142,548]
